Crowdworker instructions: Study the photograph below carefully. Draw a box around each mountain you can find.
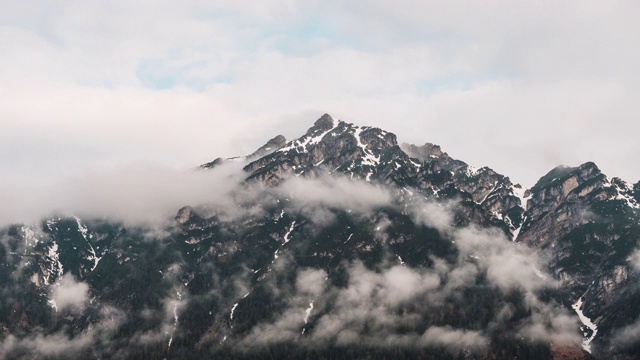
[518,162,640,356]
[213,114,526,238]
[1,114,638,359]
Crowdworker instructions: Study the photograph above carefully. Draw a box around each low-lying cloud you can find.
[421,326,488,349]
[236,204,580,353]
[279,175,392,213]
[0,305,125,359]
[50,274,90,312]
[612,317,640,348]
[0,160,393,231]
[0,161,246,227]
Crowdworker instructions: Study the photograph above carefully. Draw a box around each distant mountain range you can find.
[1,114,639,359]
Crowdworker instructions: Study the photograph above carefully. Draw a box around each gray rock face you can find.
[519,162,608,249]
[516,161,640,357]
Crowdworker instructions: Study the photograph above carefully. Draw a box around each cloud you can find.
[0,160,247,227]
[279,175,392,217]
[612,317,640,348]
[239,260,487,352]
[296,268,327,297]
[448,225,579,346]
[132,295,187,347]
[235,200,581,352]
[50,274,90,312]
[453,226,554,294]
[380,265,440,306]
[239,267,328,346]
[517,301,580,345]
[421,326,488,350]
[406,200,559,297]
[0,332,92,359]
[0,305,125,359]
[1,1,640,195]
[0,158,390,229]
[629,249,640,272]
[406,199,455,233]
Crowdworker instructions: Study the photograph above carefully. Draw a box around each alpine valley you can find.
[2,114,640,359]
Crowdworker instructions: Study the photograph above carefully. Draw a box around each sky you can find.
[2,0,640,194]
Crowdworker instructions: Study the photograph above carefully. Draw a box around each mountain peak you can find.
[200,157,225,170]
[401,142,450,162]
[243,117,404,185]
[246,134,287,161]
[306,113,335,135]
[530,162,602,194]
[578,161,600,173]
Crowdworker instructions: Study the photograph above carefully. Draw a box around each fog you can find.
[50,274,89,312]
[0,161,246,227]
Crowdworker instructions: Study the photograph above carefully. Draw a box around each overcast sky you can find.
[2,1,640,191]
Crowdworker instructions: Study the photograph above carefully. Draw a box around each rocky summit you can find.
[1,114,639,359]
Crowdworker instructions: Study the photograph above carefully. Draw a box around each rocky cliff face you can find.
[517,162,640,357]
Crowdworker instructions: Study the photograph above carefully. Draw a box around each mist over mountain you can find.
[1,114,639,359]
